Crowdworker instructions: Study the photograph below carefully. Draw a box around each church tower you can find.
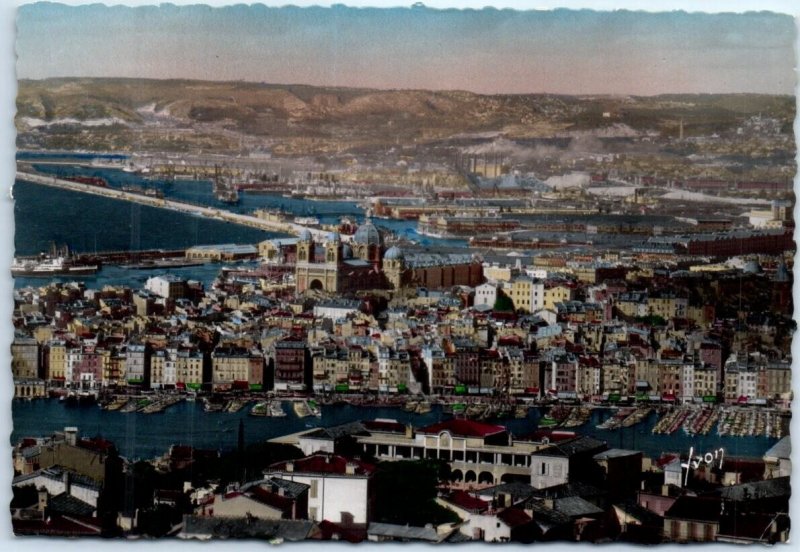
[297,229,313,263]
[383,246,405,289]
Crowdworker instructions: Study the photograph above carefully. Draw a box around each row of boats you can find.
[250,400,287,417]
[440,401,527,420]
[596,407,652,431]
[717,408,783,439]
[291,399,322,418]
[652,406,784,438]
[102,395,183,414]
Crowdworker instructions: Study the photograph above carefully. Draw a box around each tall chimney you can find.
[63,470,71,495]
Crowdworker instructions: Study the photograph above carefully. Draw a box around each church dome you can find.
[298,229,312,241]
[384,246,404,260]
[326,231,341,244]
[353,222,383,246]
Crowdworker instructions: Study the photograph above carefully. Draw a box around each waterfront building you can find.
[354,419,551,486]
[186,243,258,261]
[377,346,412,393]
[176,349,205,390]
[211,346,251,392]
[125,343,151,387]
[258,237,298,263]
[422,345,455,394]
[273,336,310,391]
[12,337,39,379]
[45,339,67,384]
[150,347,178,389]
[66,345,103,391]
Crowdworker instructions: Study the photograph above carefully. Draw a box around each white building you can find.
[474,283,498,309]
[264,453,375,525]
[145,274,187,299]
[529,436,607,490]
[12,466,101,508]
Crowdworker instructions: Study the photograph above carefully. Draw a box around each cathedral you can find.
[294,221,483,294]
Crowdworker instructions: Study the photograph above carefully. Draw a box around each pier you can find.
[15,170,332,241]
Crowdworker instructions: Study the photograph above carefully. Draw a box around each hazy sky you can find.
[15,3,797,95]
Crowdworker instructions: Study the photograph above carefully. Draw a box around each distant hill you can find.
[15,78,795,153]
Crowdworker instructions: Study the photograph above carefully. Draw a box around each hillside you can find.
[15,78,796,154]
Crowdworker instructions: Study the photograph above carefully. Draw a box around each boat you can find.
[12,246,99,277]
[415,400,432,414]
[63,175,108,188]
[119,258,208,270]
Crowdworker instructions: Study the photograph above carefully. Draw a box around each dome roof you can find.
[298,229,313,241]
[326,231,341,244]
[384,246,404,260]
[353,222,383,246]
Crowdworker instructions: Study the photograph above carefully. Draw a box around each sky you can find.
[15,3,797,96]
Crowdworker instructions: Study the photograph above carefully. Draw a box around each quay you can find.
[15,170,330,241]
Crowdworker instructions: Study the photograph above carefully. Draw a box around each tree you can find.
[373,460,460,527]
[493,293,515,313]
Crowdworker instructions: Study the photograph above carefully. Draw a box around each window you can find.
[540,462,547,475]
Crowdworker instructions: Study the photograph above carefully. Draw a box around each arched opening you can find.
[309,279,324,291]
[464,470,477,483]
[478,471,494,485]
[450,469,463,482]
[501,473,528,484]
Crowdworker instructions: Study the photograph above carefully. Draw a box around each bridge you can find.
[15,170,336,242]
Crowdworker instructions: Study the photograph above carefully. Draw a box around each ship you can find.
[63,175,108,188]
[12,246,99,277]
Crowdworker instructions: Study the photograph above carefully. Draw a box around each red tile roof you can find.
[446,491,489,513]
[498,507,533,528]
[417,419,506,438]
[270,453,376,476]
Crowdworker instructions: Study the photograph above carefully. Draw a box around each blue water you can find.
[13,178,284,257]
[29,164,364,224]
[23,164,469,248]
[10,400,778,462]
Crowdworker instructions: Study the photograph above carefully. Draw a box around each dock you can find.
[15,169,331,241]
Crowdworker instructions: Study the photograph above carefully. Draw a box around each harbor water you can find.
[10,399,779,462]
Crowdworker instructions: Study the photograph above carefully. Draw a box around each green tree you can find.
[493,293,515,313]
[373,460,460,527]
